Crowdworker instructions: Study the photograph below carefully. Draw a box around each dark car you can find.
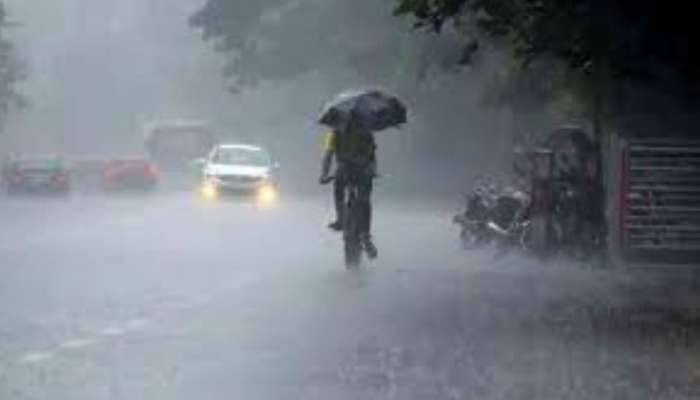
[102,158,159,191]
[4,157,71,194]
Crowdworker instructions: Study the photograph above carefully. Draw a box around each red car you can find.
[102,158,159,190]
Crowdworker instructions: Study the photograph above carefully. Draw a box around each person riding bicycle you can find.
[319,116,378,259]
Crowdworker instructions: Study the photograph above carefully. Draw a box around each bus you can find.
[144,120,217,170]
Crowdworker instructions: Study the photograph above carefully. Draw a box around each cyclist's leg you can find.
[356,173,373,234]
[331,170,347,228]
[357,173,377,258]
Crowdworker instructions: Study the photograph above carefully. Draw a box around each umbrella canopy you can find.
[319,89,407,133]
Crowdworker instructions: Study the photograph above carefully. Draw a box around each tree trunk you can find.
[590,58,609,145]
[592,85,603,145]
[591,56,612,266]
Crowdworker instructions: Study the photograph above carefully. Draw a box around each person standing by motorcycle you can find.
[319,115,378,259]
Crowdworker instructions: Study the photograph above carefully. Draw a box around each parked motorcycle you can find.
[452,184,493,249]
[453,180,534,252]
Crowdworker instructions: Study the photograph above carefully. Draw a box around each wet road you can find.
[1,191,699,399]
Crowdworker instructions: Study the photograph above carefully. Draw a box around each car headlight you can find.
[200,180,218,200]
[256,184,278,205]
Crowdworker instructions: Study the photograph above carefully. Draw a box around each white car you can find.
[196,144,279,203]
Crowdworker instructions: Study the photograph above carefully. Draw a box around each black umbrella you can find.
[319,89,407,132]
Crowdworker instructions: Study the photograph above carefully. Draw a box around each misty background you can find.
[0,0,569,196]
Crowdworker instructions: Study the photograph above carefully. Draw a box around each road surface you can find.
[0,190,699,399]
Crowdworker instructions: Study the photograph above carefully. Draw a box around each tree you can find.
[189,0,419,92]
[395,0,700,141]
[189,0,483,95]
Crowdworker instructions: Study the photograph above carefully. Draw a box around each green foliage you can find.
[190,0,416,91]
[395,0,700,142]
[395,0,700,94]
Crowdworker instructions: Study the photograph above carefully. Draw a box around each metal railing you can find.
[621,139,700,256]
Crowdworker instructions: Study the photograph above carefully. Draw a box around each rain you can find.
[1,0,699,399]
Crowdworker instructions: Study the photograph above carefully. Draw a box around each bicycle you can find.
[321,174,373,268]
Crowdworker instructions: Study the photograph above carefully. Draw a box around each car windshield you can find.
[213,147,269,167]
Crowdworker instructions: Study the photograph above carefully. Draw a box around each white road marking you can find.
[18,351,54,365]
[10,274,270,372]
[59,338,99,350]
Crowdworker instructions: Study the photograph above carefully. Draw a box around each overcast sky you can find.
[2,0,248,154]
